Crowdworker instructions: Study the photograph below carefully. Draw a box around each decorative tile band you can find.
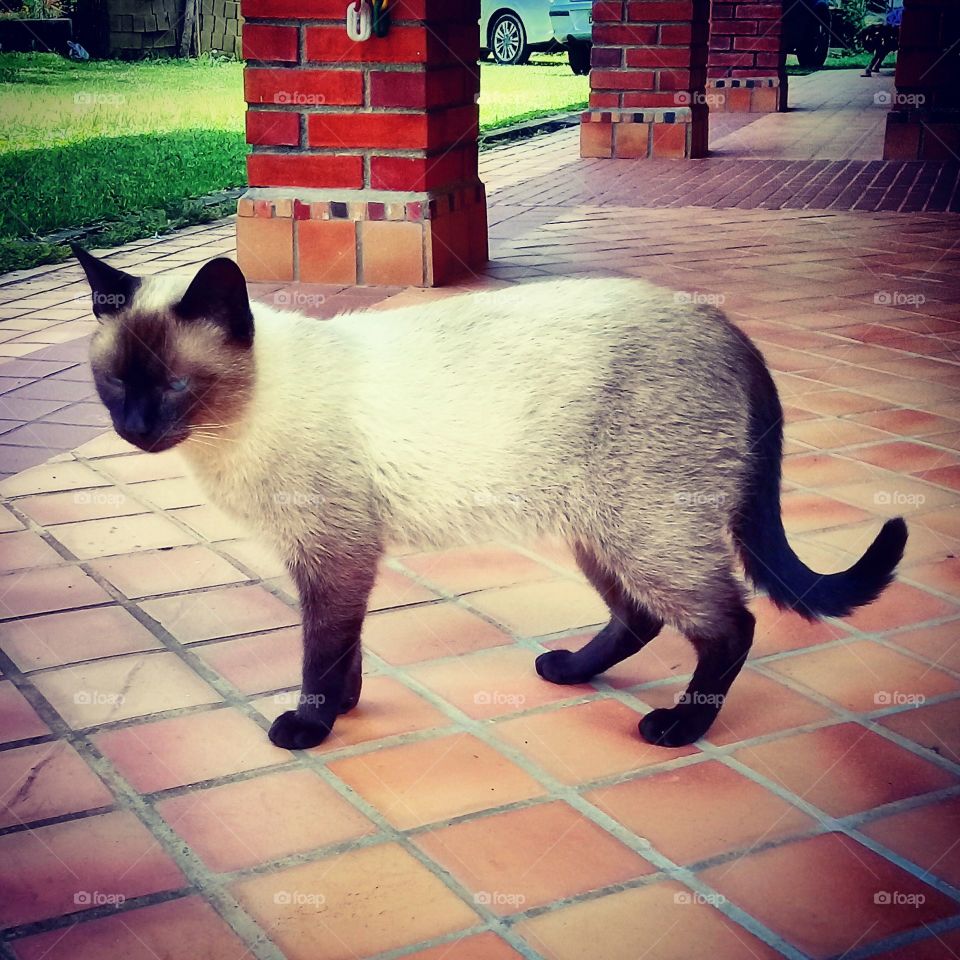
[707,77,780,89]
[238,183,486,222]
[581,107,694,125]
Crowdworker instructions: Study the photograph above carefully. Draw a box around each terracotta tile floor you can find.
[1,70,959,959]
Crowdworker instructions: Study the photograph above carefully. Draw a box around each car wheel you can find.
[490,12,529,65]
[567,38,591,75]
[796,21,830,69]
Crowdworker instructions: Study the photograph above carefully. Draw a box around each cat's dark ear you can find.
[174,258,254,348]
[72,244,140,318]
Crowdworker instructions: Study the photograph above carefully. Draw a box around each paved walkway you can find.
[0,69,958,960]
[712,68,895,161]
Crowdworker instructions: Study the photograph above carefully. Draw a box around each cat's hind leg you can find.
[639,585,754,748]
[536,543,663,685]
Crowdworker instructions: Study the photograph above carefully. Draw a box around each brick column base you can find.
[236,183,487,287]
[883,109,960,161]
[881,0,960,161]
[580,107,708,159]
[706,76,783,112]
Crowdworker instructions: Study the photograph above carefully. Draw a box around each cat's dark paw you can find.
[268,710,332,750]
[338,691,361,714]
[638,706,713,748]
[535,650,593,685]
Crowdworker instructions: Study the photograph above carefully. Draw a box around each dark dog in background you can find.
[860,9,901,78]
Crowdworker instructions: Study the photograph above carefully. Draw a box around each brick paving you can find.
[0,67,958,960]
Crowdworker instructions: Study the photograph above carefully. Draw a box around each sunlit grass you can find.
[0,51,587,270]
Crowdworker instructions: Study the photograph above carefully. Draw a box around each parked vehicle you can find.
[550,0,592,74]
[543,0,839,75]
[480,1,557,65]
[783,0,833,69]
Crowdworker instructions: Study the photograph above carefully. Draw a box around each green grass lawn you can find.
[0,52,587,273]
[786,50,889,76]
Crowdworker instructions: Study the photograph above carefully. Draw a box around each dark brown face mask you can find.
[75,248,255,452]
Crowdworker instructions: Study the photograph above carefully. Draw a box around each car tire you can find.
[796,20,830,69]
[489,12,530,65]
[567,38,591,75]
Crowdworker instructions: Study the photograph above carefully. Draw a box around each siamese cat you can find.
[74,247,908,751]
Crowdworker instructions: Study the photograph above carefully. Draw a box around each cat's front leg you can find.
[268,550,379,750]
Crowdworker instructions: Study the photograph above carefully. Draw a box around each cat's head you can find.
[75,248,255,453]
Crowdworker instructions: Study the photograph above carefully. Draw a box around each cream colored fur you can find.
[156,276,757,636]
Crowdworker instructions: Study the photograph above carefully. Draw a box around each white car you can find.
[480,1,557,65]
[550,0,593,74]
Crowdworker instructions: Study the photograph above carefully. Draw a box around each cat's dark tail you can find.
[730,337,908,621]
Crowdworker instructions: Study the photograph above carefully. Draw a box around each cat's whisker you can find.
[190,432,236,443]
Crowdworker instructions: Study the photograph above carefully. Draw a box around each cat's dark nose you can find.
[121,408,152,440]
[118,400,164,449]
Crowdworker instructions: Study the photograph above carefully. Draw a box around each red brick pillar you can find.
[581,1,710,159]
[883,0,960,160]
[707,0,786,113]
[236,1,486,287]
